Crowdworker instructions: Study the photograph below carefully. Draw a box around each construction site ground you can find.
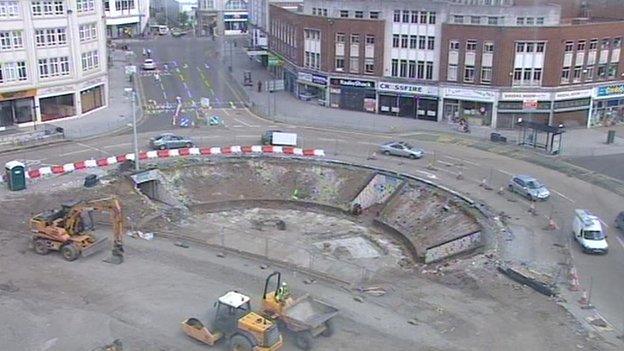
[0,159,616,351]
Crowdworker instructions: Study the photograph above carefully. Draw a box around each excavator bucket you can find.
[103,243,124,265]
[181,318,223,346]
[81,236,109,257]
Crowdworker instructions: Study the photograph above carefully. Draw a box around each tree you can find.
[178,12,189,27]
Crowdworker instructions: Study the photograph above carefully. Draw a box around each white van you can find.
[572,209,608,254]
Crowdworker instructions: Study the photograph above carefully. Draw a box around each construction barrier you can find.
[2,146,325,183]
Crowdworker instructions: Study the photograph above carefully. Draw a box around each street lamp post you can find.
[131,88,140,172]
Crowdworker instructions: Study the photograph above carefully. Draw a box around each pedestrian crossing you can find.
[142,99,246,114]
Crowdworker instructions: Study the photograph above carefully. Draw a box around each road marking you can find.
[356,141,379,146]
[103,142,132,149]
[496,168,513,176]
[193,135,220,140]
[436,160,454,167]
[416,170,438,179]
[317,137,339,142]
[550,188,575,203]
[443,155,480,166]
[220,108,231,116]
[59,149,90,157]
[233,117,252,127]
[75,142,109,155]
[235,135,259,138]
[599,219,609,229]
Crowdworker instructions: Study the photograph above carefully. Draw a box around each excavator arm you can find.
[64,196,125,261]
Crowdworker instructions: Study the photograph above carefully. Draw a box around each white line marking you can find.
[76,142,109,155]
[616,235,624,249]
[59,149,89,157]
[443,155,480,166]
[436,160,454,167]
[317,137,338,142]
[232,125,245,128]
[103,142,132,149]
[192,135,220,140]
[416,170,438,179]
[233,117,252,127]
[356,141,379,146]
[599,219,609,229]
[497,169,513,176]
[550,188,575,203]
[235,135,260,138]
[220,108,231,116]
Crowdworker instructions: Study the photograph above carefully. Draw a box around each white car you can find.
[142,59,156,70]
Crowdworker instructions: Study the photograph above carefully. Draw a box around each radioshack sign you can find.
[595,84,624,98]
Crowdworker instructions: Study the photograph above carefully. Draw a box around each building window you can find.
[601,38,610,49]
[464,66,475,82]
[533,68,542,82]
[417,61,424,79]
[573,66,582,82]
[365,59,374,73]
[0,30,23,51]
[411,10,418,23]
[447,64,458,81]
[369,11,379,19]
[115,0,135,11]
[76,0,95,13]
[400,10,409,23]
[401,35,408,48]
[418,36,426,49]
[409,35,417,49]
[408,60,416,78]
[449,41,460,50]
[335,57,344,71]
[577,41,586,51]
[613,37,621,48]
[516,42,525,52]
[453,15,464,24]
[392,34,399,48]
[516,17,524,25]
[471,16,480,24]
[608,64,618,78]
[585,66,594,80]
[536,17,544,25]
[35,28,67,47]
[487,17,498,25]
[340,10,348,18]
[427,37,435,50]
[466,40,476,51]
[481,67,492,84]
[355,11,363,19]
[31,1,65,16]
[561,67,570,83]
[565,41,574,52]
[365,35,375,45]
[103,0,109,11]
[513,68,522,81]
[38,57,70,79]
[426,61,433,80]
[526,17,534,25]
[589,39,598,50]
[350,57,359,73]
[350,34,359,44]
[526,42,534,52]
[0,61,27,83]
[391,59,398,76]
[483,41,494,53]
[79,23,97,42]
[0,1,20,18]
[336,33,345,43]
[598,64,606,78]
[429,12,436,24]
[81,50,99,72]
[399,60,407,77]
[393,10,401,22]
[536,42,545,52]
[420,11,427,24]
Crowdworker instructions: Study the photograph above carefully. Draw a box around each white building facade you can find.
[197,0,247,36]
[103,0,150,38]
[0,0,109,129]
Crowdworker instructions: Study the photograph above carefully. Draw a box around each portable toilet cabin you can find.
[5,161,26,191]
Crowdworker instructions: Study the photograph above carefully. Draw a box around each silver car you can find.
[508,175,550,201]
[379,141,424,159]
[149,133,194,150]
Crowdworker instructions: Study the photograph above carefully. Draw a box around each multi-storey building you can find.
[0,0,108,130]
[103,0,150,38]
[196,0,248,36]
[265,0,624,128]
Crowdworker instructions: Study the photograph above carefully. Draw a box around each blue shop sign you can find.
[596,84,624,97]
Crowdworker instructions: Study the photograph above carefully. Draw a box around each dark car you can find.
[615,211,624,230]
[149,133,194,150]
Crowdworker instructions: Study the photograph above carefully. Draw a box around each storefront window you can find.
[0,98,34,127]
[40,93,75,121]
[81,85,104,113]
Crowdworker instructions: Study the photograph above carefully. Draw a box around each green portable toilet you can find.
[5,161,26,191]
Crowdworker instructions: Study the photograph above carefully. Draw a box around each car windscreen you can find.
[583,230,605,240]
[525,180,542,189]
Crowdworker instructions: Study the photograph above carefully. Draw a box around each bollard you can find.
[456,171,463,180]
[578,290,591,308]
[497,186,505,195]
[569,267,581,291]
[367,152,377,160]
[547,217,558,230]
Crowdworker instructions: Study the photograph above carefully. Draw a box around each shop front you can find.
[497,92,552,129]
[552,90,592,128]
[329,78,376,113]
[296,72,328,104]
[80,84,105,114]
[0,89,36,129]
[591,83,624,126]
[441,87,497,127]
[377,82,439,121]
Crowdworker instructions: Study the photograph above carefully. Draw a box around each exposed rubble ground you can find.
[0,158,615,350]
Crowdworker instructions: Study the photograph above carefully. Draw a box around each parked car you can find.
[379,141,424,159]
[149,133,194,150]
[507,175,550,201]
[615,211,624,230]
[298,91,315,101]
[171,30,187,37]
[142,59,156,70]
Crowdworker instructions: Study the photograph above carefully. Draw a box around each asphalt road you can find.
[568,153,624,183]
[1,36,623,340]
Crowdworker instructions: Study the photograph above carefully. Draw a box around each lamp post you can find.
[131,88,139,171]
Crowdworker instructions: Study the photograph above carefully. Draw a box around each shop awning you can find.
[0,89,37,102]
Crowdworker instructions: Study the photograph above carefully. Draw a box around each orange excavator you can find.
[29,196,125,264]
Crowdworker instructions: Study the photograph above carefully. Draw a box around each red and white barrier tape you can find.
[2,145,324,182]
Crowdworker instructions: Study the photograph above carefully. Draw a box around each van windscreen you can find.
[583,230,605,240]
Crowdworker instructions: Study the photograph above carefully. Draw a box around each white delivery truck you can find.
[261,130,297,146]
[572,209,609,254]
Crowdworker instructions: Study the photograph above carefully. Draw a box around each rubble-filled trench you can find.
[128,158,492,283]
